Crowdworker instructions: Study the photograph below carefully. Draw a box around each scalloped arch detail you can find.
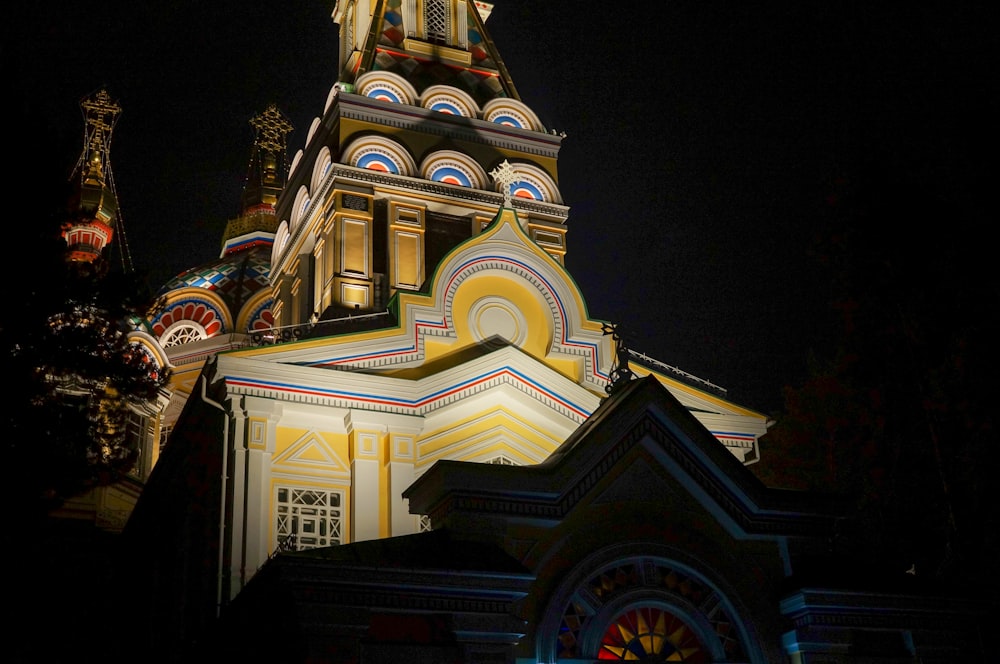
[441,257,564,355]
[311,146,334,192]
[289,185,311,232]
[151,297,228,342]
[482,98,544,131]
[419,85,480,118]
[420,150,489,189]
[306,116,322,147]
[356,71,419,105]
[126,330,169,371]
[238,290,276,334]
[273,220,291,268]
[492,161,562,203]
[290,148,304,179]
[342,135,417,176]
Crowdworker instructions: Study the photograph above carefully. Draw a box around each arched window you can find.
[152,299,226,343]
[160,323,207,348]
[547,556,753,663]
[597,605,707,661]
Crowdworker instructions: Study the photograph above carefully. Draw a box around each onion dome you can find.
[63,89,121,265]
[149,105,292,350]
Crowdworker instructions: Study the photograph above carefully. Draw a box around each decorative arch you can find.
[289,148,304,179]
[342,135,417,176]
[491,161,562,203]
[265,210,613,393]
[151,293,231,346]
[339,1,357,65]
[306,116,323,147]
[355,71,418,105]
[310,146,334,193]
[537,546,758,663]
[289,185,311,232]
[419,85,480,118]
[324,82,340,116]
[420,150,489,189]
[237,290,276,334]
[273,220,291,267]
[439,255,560,360]
[482,97,544,131]
[126,329,170,376]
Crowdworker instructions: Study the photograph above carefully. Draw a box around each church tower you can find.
[115,7,993,662]
[271,0,566,327]
[124,6,772,650]
[63,88,121,265]
[147,105,293,439]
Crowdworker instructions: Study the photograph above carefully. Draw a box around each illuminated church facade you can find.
[117,2,990,662]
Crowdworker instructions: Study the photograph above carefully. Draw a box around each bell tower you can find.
[271,1,568,327]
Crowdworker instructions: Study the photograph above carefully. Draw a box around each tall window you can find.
[124,409,149,479]
[276,487,344,550]
[425,0,448,44]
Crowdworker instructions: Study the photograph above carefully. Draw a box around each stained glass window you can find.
[555,558,750,662]
[598,606,707,662]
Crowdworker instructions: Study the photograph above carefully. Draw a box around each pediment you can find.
[273,433,350,478]
[214,337,603,426]
[591,458,680,506]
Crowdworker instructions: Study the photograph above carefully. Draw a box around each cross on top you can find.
[251,104,293,154]
[489,160,517,207]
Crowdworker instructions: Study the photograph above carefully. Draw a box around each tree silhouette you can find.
[754,172,998,593]
[3,159,169,521]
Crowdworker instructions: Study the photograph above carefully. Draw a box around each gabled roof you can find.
[405,375,851,540]
[213,333,601,428]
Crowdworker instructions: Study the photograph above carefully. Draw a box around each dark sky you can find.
[10,1,993,415]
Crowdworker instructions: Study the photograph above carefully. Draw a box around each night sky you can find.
[10,1,993,415]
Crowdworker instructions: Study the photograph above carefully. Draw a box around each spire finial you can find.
[76,88,121,188]
[239,104,293,215]
[489,160,517,207]
[250,104,293,156]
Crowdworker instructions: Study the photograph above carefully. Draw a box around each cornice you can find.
[336,93,562,159]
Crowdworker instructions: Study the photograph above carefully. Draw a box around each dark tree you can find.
[3,124,169,522]
[754,172,999,594]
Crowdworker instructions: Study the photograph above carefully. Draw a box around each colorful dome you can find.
[150,237,275,346]
[157,241,272,311]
